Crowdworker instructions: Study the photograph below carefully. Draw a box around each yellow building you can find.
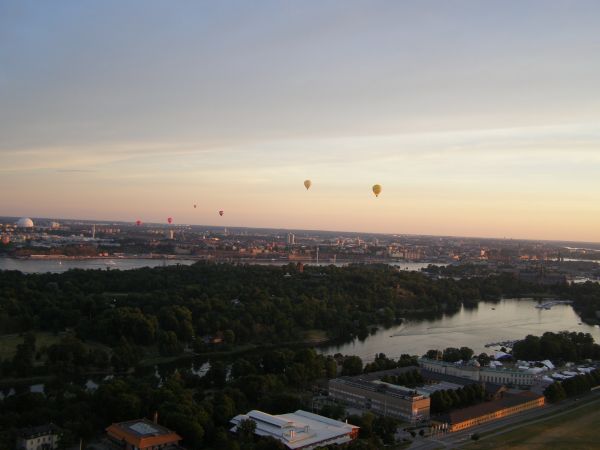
[443,392,545,432]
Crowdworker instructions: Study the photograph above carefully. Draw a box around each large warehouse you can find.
[440,392,545,432]
[230,409,359,449]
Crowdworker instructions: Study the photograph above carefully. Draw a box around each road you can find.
[408,390,600,450]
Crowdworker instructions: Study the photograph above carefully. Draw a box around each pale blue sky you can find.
[1,1,600,240]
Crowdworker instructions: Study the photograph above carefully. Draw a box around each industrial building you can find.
[440,392,545,432]
[328,377,430,422]
[230,409,359,449]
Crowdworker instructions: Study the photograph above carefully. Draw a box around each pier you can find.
[535,300,573,310]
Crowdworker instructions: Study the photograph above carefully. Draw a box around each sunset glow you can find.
[2,1,600,241]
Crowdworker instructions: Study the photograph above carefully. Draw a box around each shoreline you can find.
[0,254,443,265]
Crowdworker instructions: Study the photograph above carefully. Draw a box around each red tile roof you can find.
[106,419,181,449]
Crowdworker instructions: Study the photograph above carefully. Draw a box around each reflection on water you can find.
[0,258,439,274]
[0,258,196,273]
[321,298,600,361]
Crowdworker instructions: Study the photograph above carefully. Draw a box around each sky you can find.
[1,1,600,241]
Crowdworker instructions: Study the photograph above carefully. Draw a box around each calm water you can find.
[250,260,436,271]
[321,298,600,361]
[0,258,436,274]
[0,257,196,273]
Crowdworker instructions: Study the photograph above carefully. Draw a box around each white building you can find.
[419,358,540,387]
[16,424,60,450]
[16,217,34,228]
[230,410,359,449]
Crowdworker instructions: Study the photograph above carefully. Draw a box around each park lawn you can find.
[466,402,600,450]
[0,332,63,360]
[303,329,329,344]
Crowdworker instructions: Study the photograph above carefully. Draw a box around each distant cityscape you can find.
[2,215,600,285]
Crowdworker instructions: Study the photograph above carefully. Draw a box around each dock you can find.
[535,300,573,310]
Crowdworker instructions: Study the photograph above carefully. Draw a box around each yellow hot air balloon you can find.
[304,179,312,190]
[372,184,382,197]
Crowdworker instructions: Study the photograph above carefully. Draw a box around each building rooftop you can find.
[230,409,358,450]
[442,392,544,424]
[106,418,181,449]
[18,423,60,439]
[416,381,463,397]
[331,377,424,401]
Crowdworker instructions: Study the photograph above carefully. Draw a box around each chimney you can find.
[153,411,159,424]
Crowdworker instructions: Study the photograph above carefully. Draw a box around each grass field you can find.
[0,332,64,360]
[466,401,600,450]
[303,329,329,344]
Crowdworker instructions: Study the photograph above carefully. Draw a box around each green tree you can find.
[237,418,257,442]
[342,356,363,376]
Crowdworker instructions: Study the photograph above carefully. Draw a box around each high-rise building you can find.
[287,233,295,245]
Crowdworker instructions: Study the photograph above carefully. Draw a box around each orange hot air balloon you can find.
[219,210,224,216]
[372,184,382,197]
[135,220,142,226]
[167,217,173,224]
[304,179,312,190]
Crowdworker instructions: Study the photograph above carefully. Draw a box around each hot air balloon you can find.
[219,210,224,216]
[135,220,142,226]
[304,179,312,190]
[193,204,197,209]
[167,217,173,224]
[372,184,382,197]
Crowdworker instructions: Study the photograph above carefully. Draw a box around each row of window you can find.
[452,400,543,431]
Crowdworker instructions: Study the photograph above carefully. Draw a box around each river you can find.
[0,258,197,273]
[3,298,599,398]
[320,298,600,361]
[0,257,437,274]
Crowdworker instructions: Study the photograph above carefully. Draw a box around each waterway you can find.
[320,298,600,361]
[3,298,599,398]
[0,258,197,273]
[0,257,436,274]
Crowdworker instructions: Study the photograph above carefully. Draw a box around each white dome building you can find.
[16,217,34,228]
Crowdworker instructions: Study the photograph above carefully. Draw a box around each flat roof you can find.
[230,409,358,450]
[330,377,424,400]
[416,381,463,397]
[106,418,181,448]
[443,392,544,424]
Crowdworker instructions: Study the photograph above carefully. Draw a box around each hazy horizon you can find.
[2,1,600,241]
[5,212,600,246]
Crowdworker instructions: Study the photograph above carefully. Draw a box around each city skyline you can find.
[2,1,600,241]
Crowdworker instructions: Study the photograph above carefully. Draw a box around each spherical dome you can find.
[16,217,34,228]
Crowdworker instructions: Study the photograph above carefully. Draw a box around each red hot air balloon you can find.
[135,220,142,226]
[167,217,173,224]
[219,210,224,216]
